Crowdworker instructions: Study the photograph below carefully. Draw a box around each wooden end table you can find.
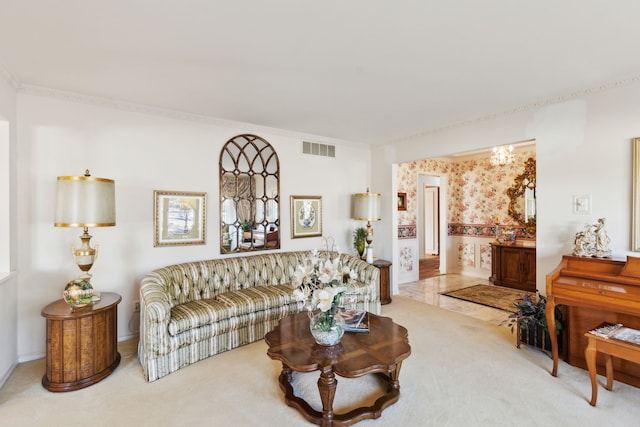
[372,259,392,305]
[41,292,121,392]
[265,311,411,426]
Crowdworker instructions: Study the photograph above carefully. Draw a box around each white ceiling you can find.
[2,1,640,144]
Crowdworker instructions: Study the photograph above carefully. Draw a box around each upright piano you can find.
[546,255,640,384]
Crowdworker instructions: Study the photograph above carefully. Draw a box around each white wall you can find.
[16,94,371,361]
[376,83,640,295]
[0,70,18,387]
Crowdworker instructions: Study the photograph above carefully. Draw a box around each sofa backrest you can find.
[146,251,379,307]
[150,251,313,306]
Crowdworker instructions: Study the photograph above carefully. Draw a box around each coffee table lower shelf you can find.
[278,365,402,426]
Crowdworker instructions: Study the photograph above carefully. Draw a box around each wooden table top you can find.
[265,311,411,377]
[41,292,122,319]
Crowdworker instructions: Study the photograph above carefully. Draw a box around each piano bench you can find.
[584,332,640,406]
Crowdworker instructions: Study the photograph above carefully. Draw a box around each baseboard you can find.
[119,332,139,342]
[0,361,18,389]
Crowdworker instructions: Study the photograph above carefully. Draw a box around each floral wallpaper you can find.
[479,244,492,270]
[399,246,413,272]
[397,150,536,231]
[457,243,475,267]
[396,150,535,275]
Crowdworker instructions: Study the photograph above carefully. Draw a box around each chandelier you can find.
[490,145,515,166]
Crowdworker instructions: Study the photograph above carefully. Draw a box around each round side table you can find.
[41,292,121,392]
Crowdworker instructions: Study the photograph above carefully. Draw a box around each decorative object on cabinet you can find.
[62,277,96,308]
[495,225,516,244]
[41,292,121,392]
[507,157,536,237]
[397,192,407,210]
[54,170,116,307]
[353,226,367,258]
[219,134,280,253]
[290,195,322,238]
[373,259,392,304]
[154,190,206,247]
[490,242,536,292]
[573,217,611,258]
[353,188,381,263]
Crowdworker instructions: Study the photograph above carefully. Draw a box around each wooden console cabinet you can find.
[41,292,121,392]
[490,242,536,292]
[373,259,392,305]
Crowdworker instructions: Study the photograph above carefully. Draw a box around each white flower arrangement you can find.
[292,248,357,313]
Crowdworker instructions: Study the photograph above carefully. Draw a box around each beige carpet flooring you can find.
[1,296,639,426]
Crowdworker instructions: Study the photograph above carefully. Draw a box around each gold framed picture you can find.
[290,195,322,238]
[397,192,407,211]
[154,190,206,247]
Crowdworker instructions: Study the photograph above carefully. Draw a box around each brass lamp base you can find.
[64,227,101,308]
[72,227,98,273]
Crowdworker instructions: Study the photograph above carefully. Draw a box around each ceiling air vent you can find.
[302,141,335,158]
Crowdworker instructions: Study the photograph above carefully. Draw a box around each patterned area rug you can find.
[441,284,529,312]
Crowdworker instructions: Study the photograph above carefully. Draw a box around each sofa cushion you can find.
[215,285,297,317]
[168,299,231,337]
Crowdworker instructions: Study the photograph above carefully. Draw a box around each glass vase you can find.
[309,307,344,346]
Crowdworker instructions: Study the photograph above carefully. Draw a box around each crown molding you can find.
[390,73,640,145]
[18,71,640,147]
[18,84,364,147]
[0,60,21,91]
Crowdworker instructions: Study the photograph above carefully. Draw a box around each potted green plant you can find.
[240,220,254,242]
[506,291,563,353]
[353,227,367,259]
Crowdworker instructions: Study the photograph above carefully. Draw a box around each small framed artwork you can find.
[572,194,592,215]
[290,195,322,238]
[154,190,206,247]
[397,192,407,211]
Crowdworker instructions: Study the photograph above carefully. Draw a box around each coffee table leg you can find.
[318,367,337,426]
[281,364,292,383]
[387,362,403,391]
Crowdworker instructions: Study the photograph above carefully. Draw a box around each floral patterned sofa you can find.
[138,251,381,382]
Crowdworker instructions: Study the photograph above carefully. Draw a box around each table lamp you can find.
[352,189,381,264]
[55,170,116,307]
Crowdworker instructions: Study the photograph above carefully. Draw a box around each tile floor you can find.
[397,273,512,326]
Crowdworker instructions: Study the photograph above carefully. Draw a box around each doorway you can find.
[417,174,446,278]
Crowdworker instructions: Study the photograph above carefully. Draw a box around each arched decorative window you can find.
[219,134,280,253]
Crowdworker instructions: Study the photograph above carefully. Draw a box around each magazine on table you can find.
[337,307,369,333]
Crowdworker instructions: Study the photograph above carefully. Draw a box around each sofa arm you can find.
[340,254,380,300]
[140,274,172,324]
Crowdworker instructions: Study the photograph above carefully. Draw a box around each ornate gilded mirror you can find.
[507,157,536,236]
[219,134,280,253]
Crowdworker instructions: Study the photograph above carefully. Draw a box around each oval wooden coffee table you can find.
[265,311,411,426]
